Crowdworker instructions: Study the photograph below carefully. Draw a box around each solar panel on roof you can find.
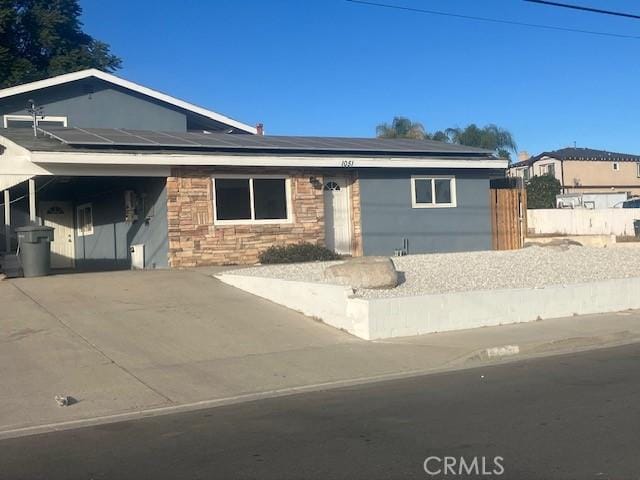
[267,137,312,148]
[335,138,382,149]
[258,137,306,148]
[75,128,150,145]
[123,130,202,146]
[189,133,250,147]
[284,137,337,148]
[91,132,156,146]
[205,133,265,146]
[35,127,493,155]
[41,127,114,145]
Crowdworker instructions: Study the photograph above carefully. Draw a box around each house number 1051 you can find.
[341,159,354,167]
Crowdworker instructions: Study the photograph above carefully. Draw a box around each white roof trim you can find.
[29,150,508,169]
[0,69,257,134]
[0,174,35,190]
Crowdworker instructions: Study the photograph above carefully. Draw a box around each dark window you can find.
[413,177,456,207]
[76,204,93,236]
[4,117,66,128]
[547,164,556,177]
[5,119,32,128]
[215,179,251,220]
[434,179,452,204]
[253,179,287,220]
[414,179,432,204]
[214,177,289,222]
[37,120,66,128]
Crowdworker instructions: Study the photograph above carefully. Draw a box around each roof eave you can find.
[28,150,508,169]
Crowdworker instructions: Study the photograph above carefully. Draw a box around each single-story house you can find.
[0,69,507,270]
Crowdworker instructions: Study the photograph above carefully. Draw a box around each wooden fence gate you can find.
[490,187,527,250]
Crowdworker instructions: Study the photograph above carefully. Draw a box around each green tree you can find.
[430,130,450,142]
[0,0,121,88]
[375,118,517,160]
[376,116,426,139]
[526,175,561,209]
[444,124,517,160]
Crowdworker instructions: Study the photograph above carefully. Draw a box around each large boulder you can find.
[523,238,583,250]
[324,256,398,289]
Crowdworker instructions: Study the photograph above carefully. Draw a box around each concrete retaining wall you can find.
[217,274,369,339]
[216,274,640,340]
[528,208,640,236]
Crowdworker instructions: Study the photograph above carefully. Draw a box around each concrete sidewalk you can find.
[1,268,640,439]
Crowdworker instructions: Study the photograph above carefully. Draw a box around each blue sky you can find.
[81,0,640,155]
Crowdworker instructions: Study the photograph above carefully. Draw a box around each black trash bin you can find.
[635,220,640,238]
[16,225,55,277]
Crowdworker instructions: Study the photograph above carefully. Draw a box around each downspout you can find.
[560,159,565,194]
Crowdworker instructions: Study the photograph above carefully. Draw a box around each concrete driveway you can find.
[3,268,640,437]
[1,268,366,431]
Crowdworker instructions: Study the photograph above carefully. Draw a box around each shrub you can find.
[259,242,341,264]
[526,174,561,209]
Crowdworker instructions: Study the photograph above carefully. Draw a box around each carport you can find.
[1,175,169,272]
[0,126,174,273]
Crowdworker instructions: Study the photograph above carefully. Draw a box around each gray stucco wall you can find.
[71,178,169,270]
[358,169,495,256]
[0,78,187,131]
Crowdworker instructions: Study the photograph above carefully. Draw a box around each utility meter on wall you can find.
[124,190,138,223]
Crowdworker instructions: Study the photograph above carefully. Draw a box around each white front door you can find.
[40,201,75,269]
[323,177,352,255]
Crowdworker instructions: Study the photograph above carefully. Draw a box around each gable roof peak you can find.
[0,69,256,134]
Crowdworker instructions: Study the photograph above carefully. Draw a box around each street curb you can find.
[1,334,639,441]
[460,331,638,365]
[0,366,495,441]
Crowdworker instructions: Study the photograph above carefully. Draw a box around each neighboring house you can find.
[0,69,506,270]
[508,147,640,196]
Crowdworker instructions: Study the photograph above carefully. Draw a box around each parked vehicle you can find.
[556,192,628,209]
[621,198,640,208]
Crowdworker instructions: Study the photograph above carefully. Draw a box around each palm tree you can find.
[444,124,517,159]
[376,116,426,140]
[375,118,517,159]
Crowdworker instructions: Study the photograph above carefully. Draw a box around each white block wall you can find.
[527,209,640,236]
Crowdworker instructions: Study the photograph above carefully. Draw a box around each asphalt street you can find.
[2,343,640,479]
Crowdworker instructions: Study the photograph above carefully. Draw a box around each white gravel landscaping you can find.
[226,245,640,299]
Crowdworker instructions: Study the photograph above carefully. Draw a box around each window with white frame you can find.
[411,176,457,208]
[76,203,93,236]
[637,163,640,178]
[213,176,291,224]
[540,163,556,177]
[613,162,620,171]
[547,163,556,177]
[3,114,68,128]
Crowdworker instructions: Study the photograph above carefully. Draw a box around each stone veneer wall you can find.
[349,173,363,257]
[167,167,362,267]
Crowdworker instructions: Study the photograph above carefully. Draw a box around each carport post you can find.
[3,189,10,252]
[29,178,36,222]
